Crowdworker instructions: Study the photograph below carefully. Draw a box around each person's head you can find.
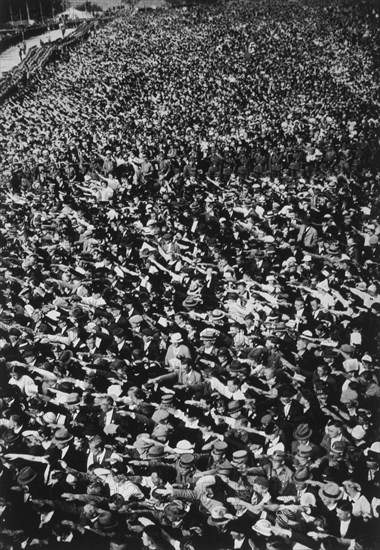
[317,364,329,378]
[230,528,246,541]
[253,476,270,495]
[89,435,104,456]
[151,467,168,487]
[83,504,99,520]
[109,494,125,512]
[9,414,23,430]
[270,450,286,468]
[343,480,360,498]
[310,298,321,311]
[110,539,128,550]
[181,358,193,372]
[11,365,24,380]
[294,298,304,311]
[336,501,352,521]
[100,396,114,413]
[142,525,166,550]
[87,480,104,496]
[227,377,241,394]
[326,421,342,440]
[170,333,183,348]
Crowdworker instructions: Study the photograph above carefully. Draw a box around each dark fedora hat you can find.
[292,467,312,485]
[17,466,37,486]
[53,428,74,445]
[94,511,119,531]
[293,423,312,441]
[227,400,243,414]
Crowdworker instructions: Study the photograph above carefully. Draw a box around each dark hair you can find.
[322,537,345,550]
[143,525,172,550]
[337,501,352,514]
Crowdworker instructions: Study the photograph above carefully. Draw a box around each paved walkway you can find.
[0,28,74,79]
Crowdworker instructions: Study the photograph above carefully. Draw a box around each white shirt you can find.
[105,410,114,426]
[283,402,292,418]
[350,492,372,518]
[209,377,245,400]
[267,437,285,456]
[340,519,350,537]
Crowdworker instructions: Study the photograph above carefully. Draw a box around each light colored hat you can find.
[207,506,234,525]
[300,493,316,507]
[351,425,366,440]
[318,482,343,501]
[170,332,183,344]
[343,359,359,372]
[42,412,57,424]
[252,519,272,537]
[129,315,143,324]
[66,393,81,406]
[299,330,314,341]
[174,440,195,454]
[200,328,218,340]
[365,442,380,456]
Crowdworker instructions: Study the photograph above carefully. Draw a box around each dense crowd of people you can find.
[0,0,380,548]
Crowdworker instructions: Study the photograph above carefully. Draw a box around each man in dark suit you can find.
[141,327,162,361]
[97,396,120,433]
[330,501,364,542]
[276,385,304,449]
[48,428,87,472]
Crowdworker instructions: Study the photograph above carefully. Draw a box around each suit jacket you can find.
[178,368,203,387]
[277,400,304,425]
[98,409,120,431]
[297,224,318,250]
[143,340,162,361]
[329,515,364,540]
[48,444,87,472]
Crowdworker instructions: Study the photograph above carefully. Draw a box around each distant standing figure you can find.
[59,21,66,38]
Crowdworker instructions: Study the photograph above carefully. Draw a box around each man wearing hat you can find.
[206,505,235,536]
[175,453,199,488]
[48,428,87,471]
[45,392,87,430]
[198,328,220,360]
[224,400,248,429]
[228,518,255,550]
[165,333,192,367]
[247,450,293,498]
[317,481,344,520]
[206,441,229,470]
[293,443,315,470]
[292,424,321,461]
[281,467,317,505]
